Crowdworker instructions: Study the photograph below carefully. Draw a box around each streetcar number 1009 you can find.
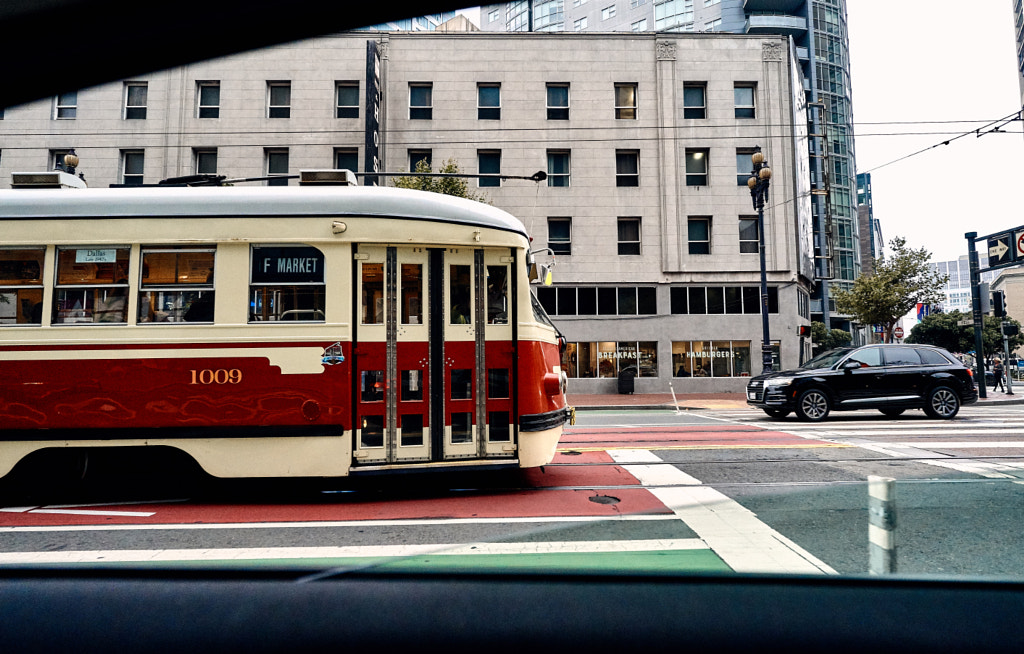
[190,369,243,384]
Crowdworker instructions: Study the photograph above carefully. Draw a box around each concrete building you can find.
[1015,0,1024,105]
[856,172,882,277]
[0,31,813,392]
[482,0,861,335]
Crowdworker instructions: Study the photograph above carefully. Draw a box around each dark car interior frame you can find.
[2,1,1023,651]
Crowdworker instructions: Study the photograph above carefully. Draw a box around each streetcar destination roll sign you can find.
[251,246,324,284]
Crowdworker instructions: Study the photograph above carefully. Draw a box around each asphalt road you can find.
[3,404,1024,578]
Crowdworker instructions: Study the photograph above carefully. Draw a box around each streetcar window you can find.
[400,415,424,447]
[486,265,508,324]
[488,369,510,399]
[451,413,473,444]
[402,370,423,402]
[249,245,325,322]
[401,263,423,325]
[488,412,511,442]
[53,246,130,324]
[450,264,472,324]
[361,370,385,402]
[451,369,473,400]
[360,416,384,448]
[361,262,384,324]
[139,247,216,323]
[0,247,45,325]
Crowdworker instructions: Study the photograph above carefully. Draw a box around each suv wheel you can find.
[924,386,960,419]
[795,388,830,422]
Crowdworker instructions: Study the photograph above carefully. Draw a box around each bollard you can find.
[669,381,682,415]
[868,475,896,574]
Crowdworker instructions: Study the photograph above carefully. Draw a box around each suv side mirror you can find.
[842,361,862,371]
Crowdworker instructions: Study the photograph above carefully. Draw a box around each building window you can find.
[688,217,711,254]
[335,148,358,173]
[194,149,217,175]
[266,149,289,186]
[489,8,501,20]
[615,83,637,119]
[736,148,757,185]
[562,340,658,379]
[124,83,147,120]
[685,149,709,186]
[478,83,501,120]
[538,286,656,317]
[249,245,325,323]
[673,340,751,378]
[267,82,291,118]
[739,217,759,254]
[478,150,501,187]
[602,4,616,19]
[409,149,432,172]
[50,150,73,171]
[0,247,45,325]
[409,83,432,120]
[631,18,647,30]
[53,246,131,324]
[615,150,639,187]
[138,246,217,323]
[54,91,77,119]
[734,83,756,119]
[574,16,588,30]
[548,217,572,255]
[335,81,359,119]
[121,150,144,186]
[683,83,705,119]
[547,83,569,120]
[197,81,220,118]
[617,217,641,255]
[547,150,570,187]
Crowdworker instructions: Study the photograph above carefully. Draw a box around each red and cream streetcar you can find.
[0,170,571,481]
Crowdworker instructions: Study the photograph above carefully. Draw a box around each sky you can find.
[846,1,1023,264]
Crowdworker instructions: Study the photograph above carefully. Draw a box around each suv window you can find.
[844,348,882,368]
[882,347,921,366]
[917,348,951,365]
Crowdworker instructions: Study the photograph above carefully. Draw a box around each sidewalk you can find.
[567,389,1024,411]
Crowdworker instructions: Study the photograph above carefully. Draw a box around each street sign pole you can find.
[967,232,987,399]
[1004,323,1014,396]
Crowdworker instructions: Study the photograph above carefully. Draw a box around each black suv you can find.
[746,344,977,421]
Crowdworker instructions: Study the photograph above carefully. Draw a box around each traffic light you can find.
[993,291,1006,318]
[798,325,811,338]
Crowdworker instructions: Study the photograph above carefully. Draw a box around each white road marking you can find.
[0,513,681,534]
[0,538,708,564]
[0,506,156,517]
[610,449,835,575]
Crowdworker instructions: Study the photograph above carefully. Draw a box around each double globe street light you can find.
[747,146,773,374]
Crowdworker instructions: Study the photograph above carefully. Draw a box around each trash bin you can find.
[617,367,635,395]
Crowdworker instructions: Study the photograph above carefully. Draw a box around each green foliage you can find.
[392,158,490,203]
[905,310,1023,357]
[809,320,852,356]
[832,236,948,343]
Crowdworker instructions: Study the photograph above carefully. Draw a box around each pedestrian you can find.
[993,358,1006,392]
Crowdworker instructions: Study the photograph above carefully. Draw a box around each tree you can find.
[392,157,490,203]
[810,320,851,356]
[905,310,1023,358]
[832,236,948,344]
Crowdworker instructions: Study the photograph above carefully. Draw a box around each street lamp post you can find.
[748,146,773,374]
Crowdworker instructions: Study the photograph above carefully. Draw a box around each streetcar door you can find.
[352,245,516,466]
[353,245,431,465]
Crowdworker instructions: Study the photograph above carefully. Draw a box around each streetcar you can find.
[0,169,571,481]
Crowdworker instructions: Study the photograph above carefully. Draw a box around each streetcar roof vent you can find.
[11,171,88,189]
[299,169,357,186]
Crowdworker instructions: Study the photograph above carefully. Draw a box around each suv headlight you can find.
[764,377,796,388]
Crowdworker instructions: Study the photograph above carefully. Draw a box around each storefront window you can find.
[564,342,578,378]
[578,342,598,378]
[598,341,617,378]
[673,340,753,378]
[637,341,658,377]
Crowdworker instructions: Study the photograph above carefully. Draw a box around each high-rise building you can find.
[482,0,860,335]
[1014,0,1024,106]
[856,172,882,276]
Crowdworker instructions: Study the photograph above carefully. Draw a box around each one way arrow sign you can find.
[988,234,1012,266]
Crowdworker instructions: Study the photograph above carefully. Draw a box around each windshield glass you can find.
[799,347,855,370]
